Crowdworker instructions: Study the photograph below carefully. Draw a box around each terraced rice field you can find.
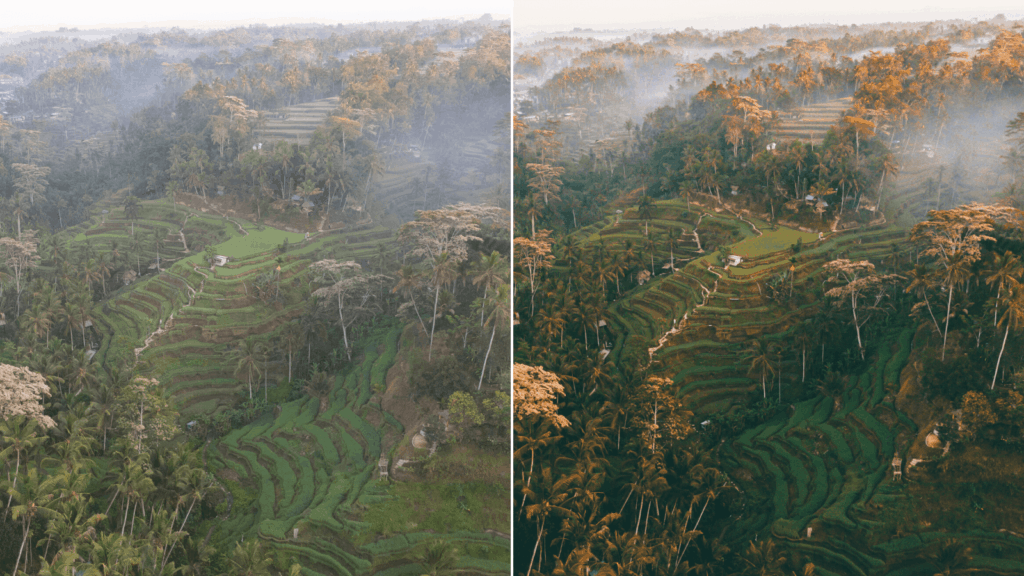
[574,191,1024,571]
[258,96,501,220]
[63,194,506,574]
[773,97,852,146]
[260,97,340,146]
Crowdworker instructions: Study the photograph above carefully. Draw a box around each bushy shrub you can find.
[921,350,989,400]
[410,353,474,402]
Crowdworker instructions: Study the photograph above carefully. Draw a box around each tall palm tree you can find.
[941,251,974,360]
[96,255,112,297]
[153,227,166,271]
[65,349,100,395]
[473,251,508,326]
[361,152,387,212]
[428,252,459,361]
[278,321,304,383]
[72,290,93,351]
[637,195,655,237]
[304,371,333,416]
[9,467,60,576]
[81,258,102,297]
[985,251,1022,327]
[992,280,1024,390]
[907,264,943,336]
[123,195,140,236]
[21,302,52,349]
[2,415,46,520]
[744,338,779,399]
[231,337,264,400]
[478,283,510,390]
[89,380,119,452]
[392,266,429,336]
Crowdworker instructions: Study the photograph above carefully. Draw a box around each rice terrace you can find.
[0,14,511,576]
[513,11,1024,576]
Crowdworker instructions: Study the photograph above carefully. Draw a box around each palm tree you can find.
[992,280,1024,390]
[231,337,264,400]
[478,283,510,390]
[907,264,943,336]
[278,321,304,383]
[637,194,655,237]
[738,539,787,576]
[415,539,459,576]
[227,540,272,576]
[21,302,52,349]
[61,301,77,351]
[123,195,140,236]
[876,151,899,212]
[792,320,816,383]
[428,252,459,361]
[130,233,144,276]
[985,251,1022,327]
[71,290,93,351]
[2,415,46,520]
[361,152,387,212]
[941,251,974,360]
[96,255,112,297]
[393,266,429,336]
[65,349,99,395]
[473,251,508,326]
[744,338,778,399]
[536,305,567,348]
[81,258,102,296]
[304,371,333,416]
[9,467,60,576]
[927,538,972,576]
[153,227,166,271]
[89,380,119,452]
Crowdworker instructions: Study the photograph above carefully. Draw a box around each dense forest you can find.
[0,16,511,576]
[514,15,1024,575]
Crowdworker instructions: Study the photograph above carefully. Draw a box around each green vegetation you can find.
[514,15,1024,576]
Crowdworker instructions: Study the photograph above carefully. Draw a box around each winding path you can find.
[133,221,208,359]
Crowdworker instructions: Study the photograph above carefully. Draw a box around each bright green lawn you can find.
[729,225,818,258]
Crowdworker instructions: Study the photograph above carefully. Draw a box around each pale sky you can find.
[514,0,1023,33]
[2,0,510,32]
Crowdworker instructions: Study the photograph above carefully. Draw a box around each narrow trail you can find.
[179,213,191,252]
[722,205,763,237]
[225,217,248,237]
[648,268,721,361]
[133,263,209,360]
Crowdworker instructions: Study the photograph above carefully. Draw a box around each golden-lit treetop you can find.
[0,363,56,428]
[513,363,570,428]
[911,203,1022,267]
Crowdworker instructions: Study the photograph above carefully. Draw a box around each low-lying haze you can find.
[3,0,510,32]
[515,0,1022,33]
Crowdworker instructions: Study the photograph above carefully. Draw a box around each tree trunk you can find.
[12,519,31,576]
[527,517,546,576]
[852,290,864,360]
[338,291,351,361]
[429,286,440,361]
[992,323,1011,390]
[942,284,953,361]
[478,324,496,390]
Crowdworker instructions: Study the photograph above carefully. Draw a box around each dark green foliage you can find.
[921,351,990,400]
[410,353,475,402]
